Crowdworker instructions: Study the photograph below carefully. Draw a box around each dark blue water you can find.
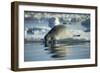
[24,42,90,61]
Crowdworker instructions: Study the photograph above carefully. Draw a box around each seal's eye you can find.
[73,35,80,37]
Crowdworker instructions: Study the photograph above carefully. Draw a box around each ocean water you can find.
[24,42,90,61]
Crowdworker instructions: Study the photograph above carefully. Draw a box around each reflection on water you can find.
[24,42,90,61]
[45,45,68,60]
